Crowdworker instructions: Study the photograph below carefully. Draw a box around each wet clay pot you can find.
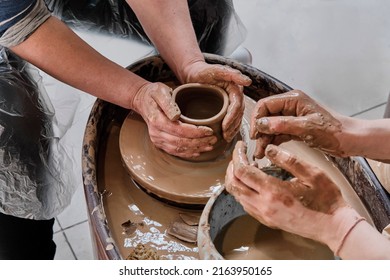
[82,54,390,260]
[118,82,232,207]
[172,83,229,162]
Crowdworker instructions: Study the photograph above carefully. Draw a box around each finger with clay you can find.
[250,90,347,159]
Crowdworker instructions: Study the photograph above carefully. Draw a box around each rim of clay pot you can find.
[82,53,390,259]
[197,186,228,260]
[172,83,229,126]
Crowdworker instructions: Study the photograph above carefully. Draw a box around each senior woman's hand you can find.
[183,61,252,142]
[131,82,217,158]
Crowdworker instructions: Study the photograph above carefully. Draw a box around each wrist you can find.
[336,115,365,157]
[341,118,390,160]
[320,206,365,255]
[177,56,205,84]
[127,79,151,112]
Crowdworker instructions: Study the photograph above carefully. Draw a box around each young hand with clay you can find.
[250,90,390,163]
[225,141,390,259]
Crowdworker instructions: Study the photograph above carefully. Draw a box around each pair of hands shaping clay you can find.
[132,62,251,159]
[225,90,390,259]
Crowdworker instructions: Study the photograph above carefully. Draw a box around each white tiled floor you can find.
[48,1,390,259]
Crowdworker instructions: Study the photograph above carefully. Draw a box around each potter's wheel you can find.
[119,97,259,206]
[83,54,390,260]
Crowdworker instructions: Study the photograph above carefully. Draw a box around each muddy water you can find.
[99,96,373,260]
[214,215,334,260]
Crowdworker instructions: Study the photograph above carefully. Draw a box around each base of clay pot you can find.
[119,111,236,206]
[182,138,231,163]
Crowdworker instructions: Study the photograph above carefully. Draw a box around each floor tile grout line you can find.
[59,219,89,231]
[53,218,89,234]
[350,102,387,117]
[53,219,91,260]
[53,217,63,234]
[61,231,78,260]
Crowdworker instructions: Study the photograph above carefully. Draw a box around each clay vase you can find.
[172,83,229,162]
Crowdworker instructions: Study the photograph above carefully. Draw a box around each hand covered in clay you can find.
[250,90,346,158]
[225,141,356,249]
[131,82,217,158]
[183,61,252,142]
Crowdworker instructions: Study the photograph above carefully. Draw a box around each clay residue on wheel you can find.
[167,219,198,243]
[126,244,160,260]
[179,213,200,226]
[121,219,143,236]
